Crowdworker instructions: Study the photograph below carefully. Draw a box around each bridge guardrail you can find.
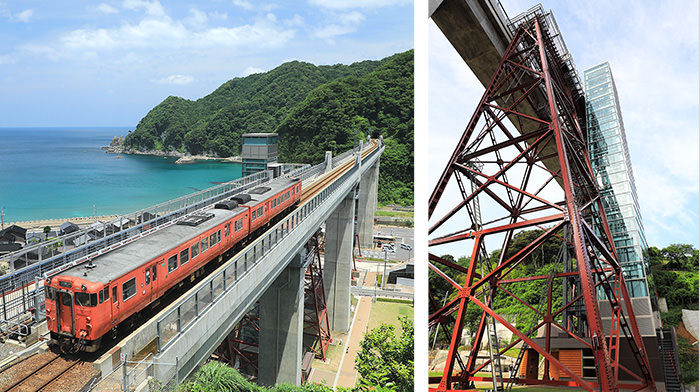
[155,145,381,354]
[0,171,271,295]
[0,142,377,330]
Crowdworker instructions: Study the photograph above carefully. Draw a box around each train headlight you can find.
[81,284,87,291]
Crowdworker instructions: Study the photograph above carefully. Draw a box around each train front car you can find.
[45,273,106,353]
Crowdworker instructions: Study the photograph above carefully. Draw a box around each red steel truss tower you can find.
[428,13,655,392]
[303,231,332,360]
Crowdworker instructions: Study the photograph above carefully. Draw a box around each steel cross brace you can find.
[428,14,655,392]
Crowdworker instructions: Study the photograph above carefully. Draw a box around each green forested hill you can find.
[124,50,413,205]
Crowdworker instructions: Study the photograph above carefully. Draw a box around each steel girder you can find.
[428,15,655,392]
[212,305,260,378]
[303,232,332,360]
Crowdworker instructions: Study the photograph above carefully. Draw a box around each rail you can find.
[0,171,270,293]
[0,143,376,332]
[155,144,380,353]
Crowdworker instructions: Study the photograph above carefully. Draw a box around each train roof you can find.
[55,176,300,284]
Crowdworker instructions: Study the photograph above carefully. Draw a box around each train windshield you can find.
[61,292,72,307]
[74,292,97,307]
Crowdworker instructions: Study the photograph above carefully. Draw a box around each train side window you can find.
[104,287,109,301]
[122,278,136,302]
[224,223,230,237]
[210,233,217,246]
[201,237,208,252]
[152,265,157,281]
[234,219,242,232]
[218,230,221,243]
[180,248,190,265]
[145,270,151,285]
[99,290,104,304]
[168,254,178,272]
[191,243,199,259]
[252,210,256,220]
[112,287,117,303]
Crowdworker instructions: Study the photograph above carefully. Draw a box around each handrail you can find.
[0,142,379,326]
[0,171,271,294]
[156,145,381,353]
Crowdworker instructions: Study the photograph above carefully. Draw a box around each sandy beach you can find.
[4,215,121,231]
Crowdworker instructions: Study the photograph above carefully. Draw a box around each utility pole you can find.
[382,249,388,289]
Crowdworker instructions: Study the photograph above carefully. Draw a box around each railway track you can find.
[0,351,96,392]
[300,140,378,203]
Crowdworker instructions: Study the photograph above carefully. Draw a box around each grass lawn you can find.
[367,299,414,331]
[375,210,414,218]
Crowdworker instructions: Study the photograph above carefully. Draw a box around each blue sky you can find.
[0,0,412,127]
[428,0,699,249]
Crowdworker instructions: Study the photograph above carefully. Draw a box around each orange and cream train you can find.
[44,176,301,353]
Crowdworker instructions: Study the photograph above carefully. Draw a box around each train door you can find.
[144,261,159,303]
[56,290,74,335]
[111,285,119,324]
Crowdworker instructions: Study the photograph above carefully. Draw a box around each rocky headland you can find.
[102,136,241,164]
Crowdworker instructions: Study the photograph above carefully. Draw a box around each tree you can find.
[355,316,413,392]
[661,243,698,271]
[43,226,51,240]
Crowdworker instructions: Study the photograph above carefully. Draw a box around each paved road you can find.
[351,286,413,300]
[358,226,414,262]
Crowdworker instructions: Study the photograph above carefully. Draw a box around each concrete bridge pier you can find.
[258,251,306,386]
[323,190,355,332]
[357,158,379,249]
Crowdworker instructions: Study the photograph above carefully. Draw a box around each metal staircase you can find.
[657,327,683,392]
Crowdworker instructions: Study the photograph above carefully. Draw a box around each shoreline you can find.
[103,139,241,164]
[5,215,121,231]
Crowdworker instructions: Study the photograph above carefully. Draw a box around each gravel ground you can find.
[0,350,98,392]
[0,351,58,389]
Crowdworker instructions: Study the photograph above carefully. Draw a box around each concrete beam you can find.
[91,144,382,387]
[357,159,379,250]
[258,253,305,386]
[430,0,511,87]
[324,192,355,332]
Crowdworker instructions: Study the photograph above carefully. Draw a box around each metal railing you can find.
[155,146,380,353]
[0,142,376,332]
[0,171,271,294]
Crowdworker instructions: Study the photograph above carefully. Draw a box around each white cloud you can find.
[122,0,166,18]
[97,3,119,14]
[232,0,254,11]
[243,66,264,76]
[284,14,304,27]
[308,0,410,10]
[159,74,194,85]
[339,11,364,24]
[185,8,208,28]
[57,13,294,52]
[429,2,699,248]
[313,11,365,42]
[15,9,33,23]
[209,11,228,21]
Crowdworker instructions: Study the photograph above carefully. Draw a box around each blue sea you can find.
[0,127,242,223]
